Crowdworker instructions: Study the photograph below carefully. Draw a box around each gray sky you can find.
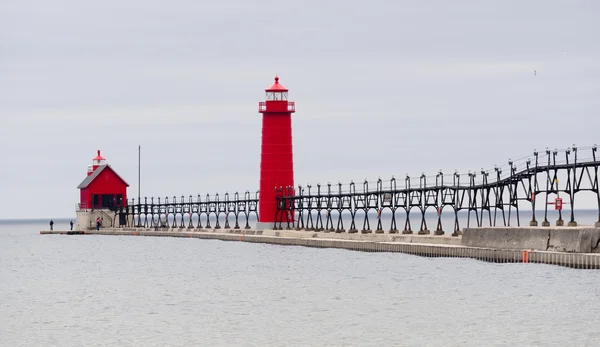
[1,0,599,219]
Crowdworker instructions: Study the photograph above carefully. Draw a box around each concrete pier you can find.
[40,227,600,270]
[462,226,600,253]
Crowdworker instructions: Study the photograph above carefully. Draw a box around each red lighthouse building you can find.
[257,76,296,229]
[77,150,129,210]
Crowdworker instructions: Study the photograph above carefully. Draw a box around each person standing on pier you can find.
[70,220,74,231]
[96,217,101,231]
[49,219,54,231]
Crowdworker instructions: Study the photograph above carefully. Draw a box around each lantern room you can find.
[92,150,106,170]
[266,76,288,100]
[77,150,129,210]
[258,76,296,113]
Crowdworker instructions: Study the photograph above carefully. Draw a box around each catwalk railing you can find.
[275,146,600,234]
[114,191,259,229]
[112,146,599,234]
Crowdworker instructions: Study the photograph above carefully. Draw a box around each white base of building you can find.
[75,209,115,231]
[255,222,275,231]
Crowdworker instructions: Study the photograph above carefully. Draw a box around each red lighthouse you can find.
[257,76,296,229]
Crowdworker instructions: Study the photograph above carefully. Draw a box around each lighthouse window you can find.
[265,92,288,101]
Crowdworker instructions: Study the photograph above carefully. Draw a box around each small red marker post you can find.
[547,197,563,211]
[547,196,568,226]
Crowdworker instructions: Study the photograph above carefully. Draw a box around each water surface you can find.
[1,221,599,346]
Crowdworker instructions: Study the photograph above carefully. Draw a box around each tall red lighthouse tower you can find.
[257,76,296,230]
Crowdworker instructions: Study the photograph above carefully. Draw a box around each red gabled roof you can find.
[77,164,130,189]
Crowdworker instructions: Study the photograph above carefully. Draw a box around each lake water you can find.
[1,220,599,346]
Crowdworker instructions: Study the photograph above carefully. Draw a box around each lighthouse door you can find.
[101,194,114,209]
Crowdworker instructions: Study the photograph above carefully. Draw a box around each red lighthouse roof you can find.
[93,150,105,161]
[266,76,288,92]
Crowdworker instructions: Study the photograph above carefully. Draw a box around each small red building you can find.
[77,150,129,210]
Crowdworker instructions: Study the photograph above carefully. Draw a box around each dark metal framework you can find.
[275,146,600,235]
[115,192,259,229]
[112,146,599,235]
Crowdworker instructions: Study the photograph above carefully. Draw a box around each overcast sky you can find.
[1,0,599,219]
